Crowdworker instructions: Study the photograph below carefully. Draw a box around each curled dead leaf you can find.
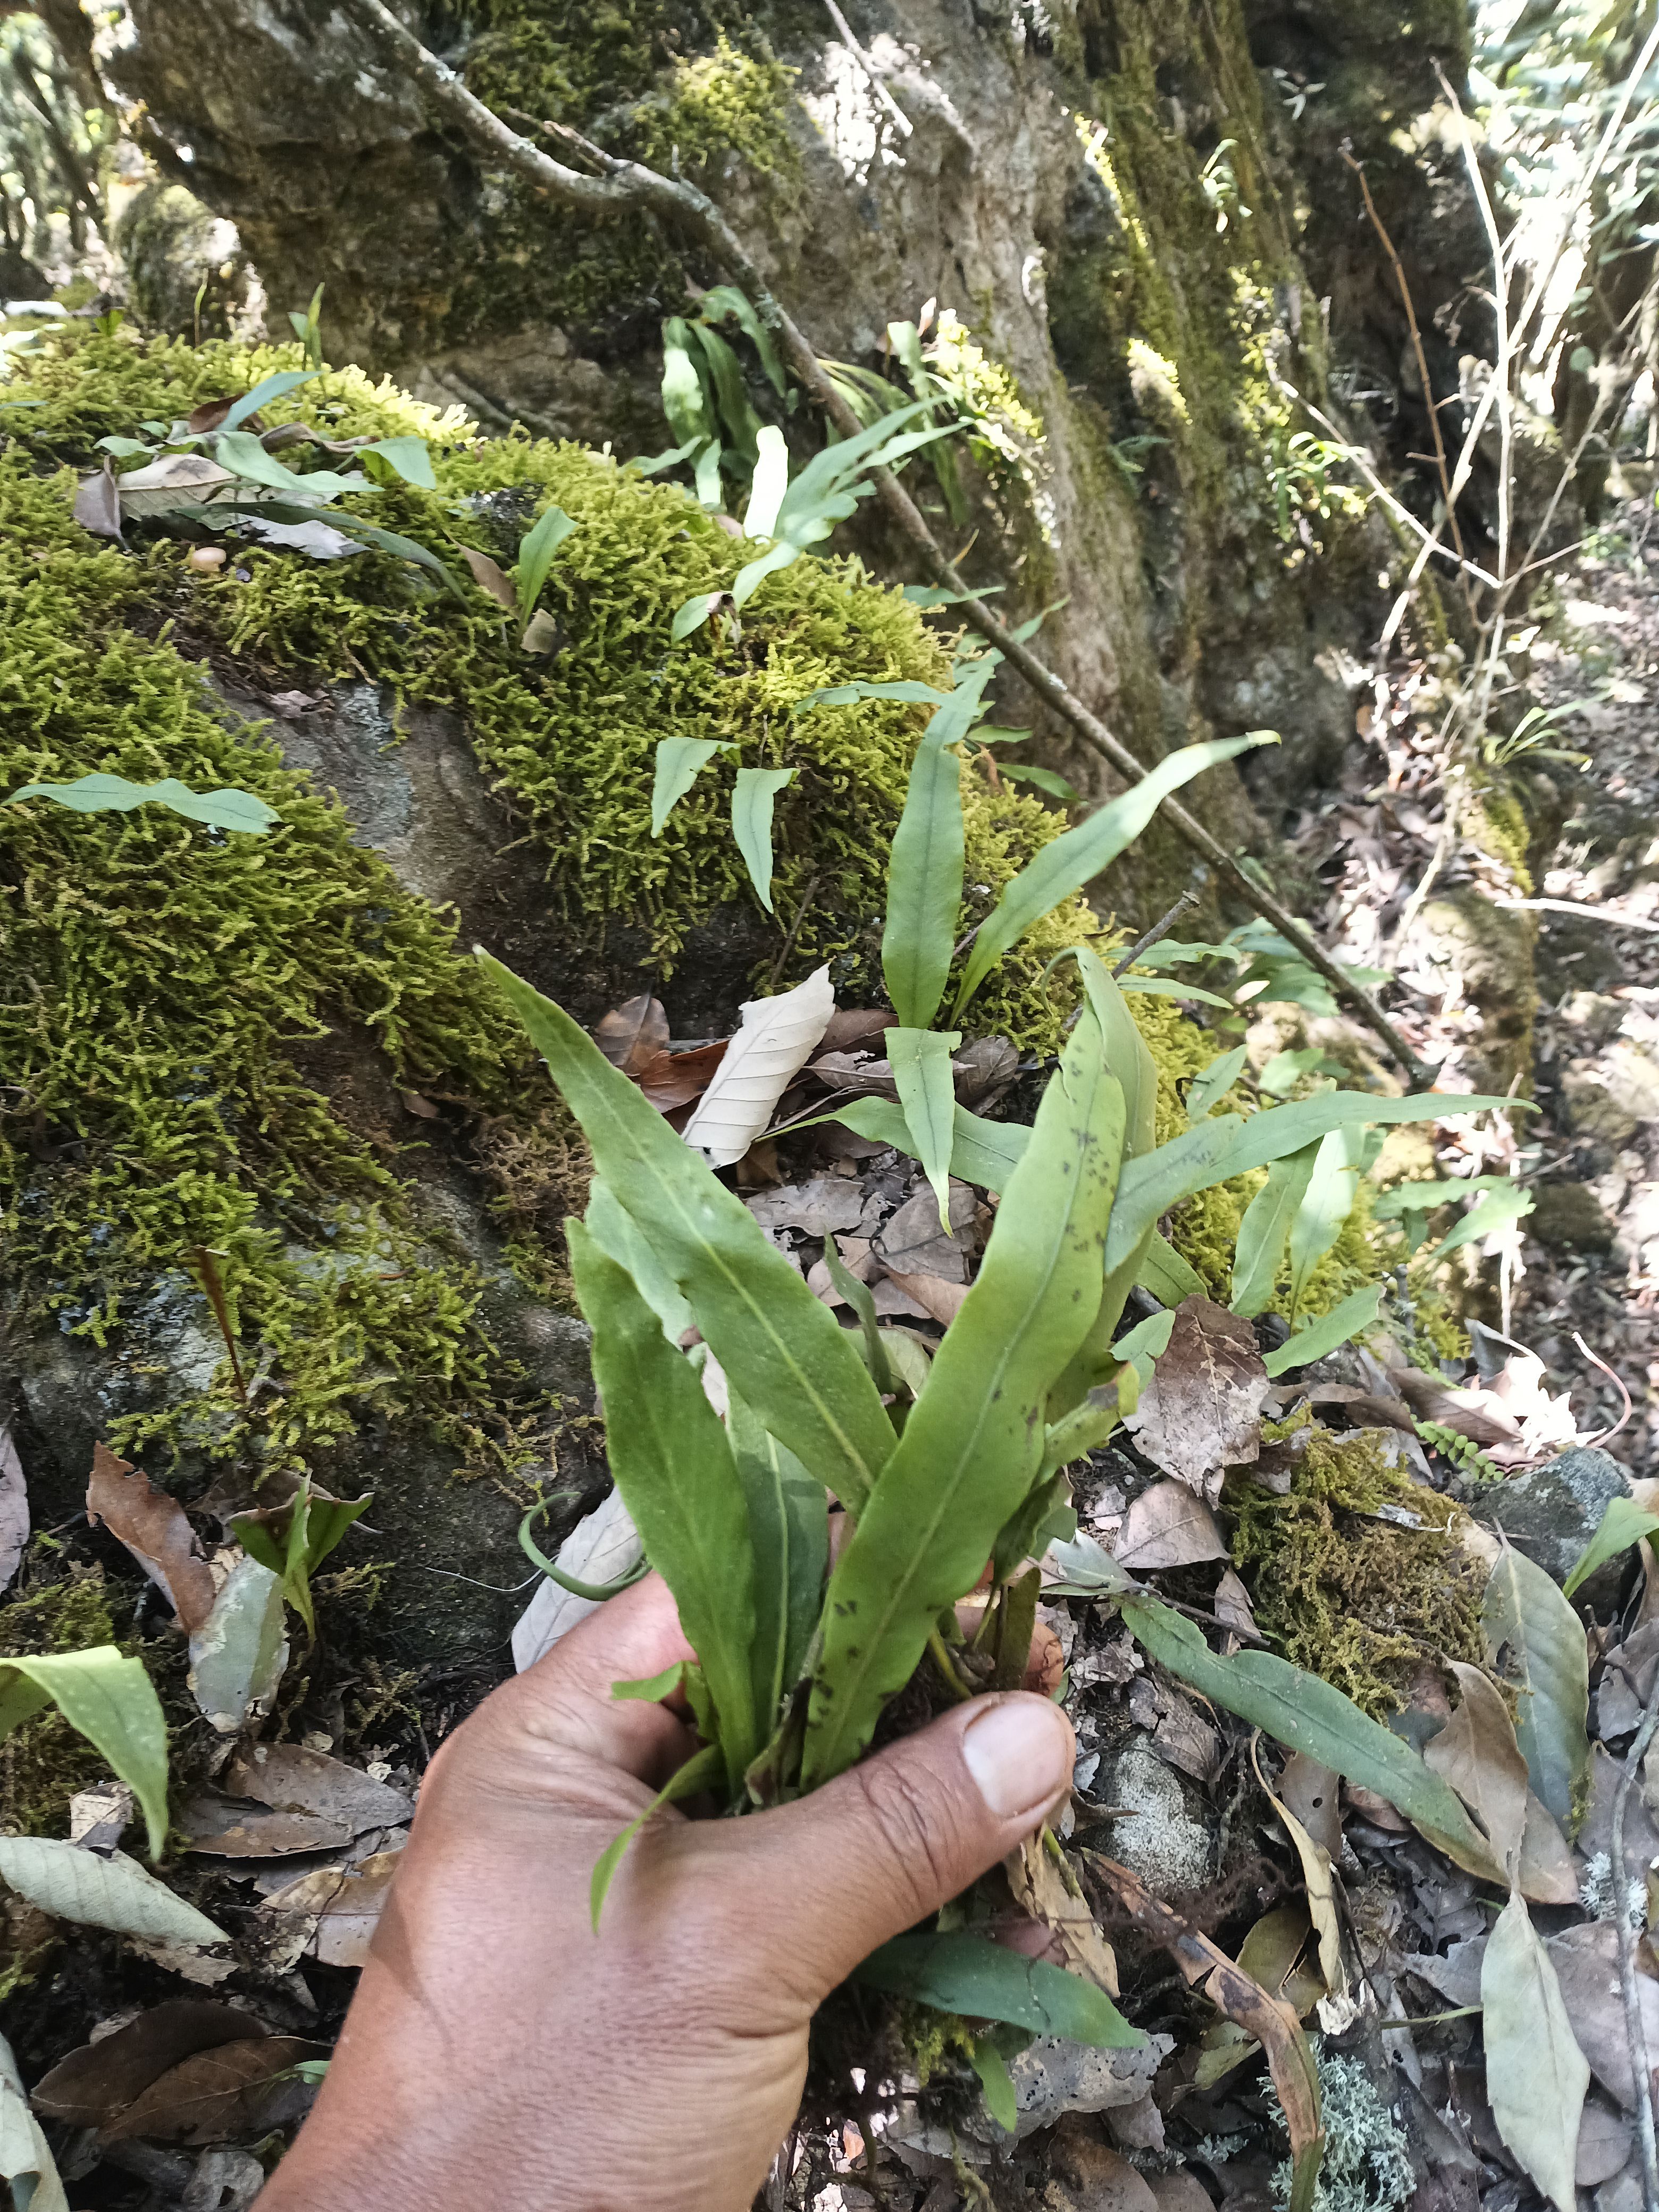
[1124,1296,1269,1502]
[87,1443,216,1633]
[32,2001,267,2128]
[594,995,669,1076]
[1115,1480,1229,1572]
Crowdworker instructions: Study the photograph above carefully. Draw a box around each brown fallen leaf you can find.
[1254,1742,1345,1999]
[952,1035,1020,1107]
[1515,1791,1579,1907]
[397,1087,440,1118]
[72,463,122,539]
[1212,1566,1261,1643]
[1196,1903,1325,2086]
[635,1038,728,1110]
[102,2035,325,2146]
[1387,1367,1522,1449]
[818,1008,897,1054]
[87,1443,216,1633]
[179,1796,351,1858]
[746,1177,867,1238]
[1544,1921,1659,2111]
[1278,1754,1342,1858]
[1115,1480,1229,1572]
[0,1423,28,1591]
[223,1741,412,1833]
[809,1051,900,1100]
[1088,1855,1323,2211]
[882,1269,968,1327]
[1124,1296,1269,1502]
[262,1847,404,1970]
[594,995,669,1076]
[1152,1691,1223,1784]
[875,1183,977,1281]
[1423,1662,1529,1881]
[459,543,515,611]
[186,395,248,434]
[1008,1833,1120,1996]
[32,2001,267,2127]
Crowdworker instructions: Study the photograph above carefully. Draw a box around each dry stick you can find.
[1339,149,1471,595]
[1110,889,1200,977]
[342,0,1432,1088]
[1611,1665,1659,2212]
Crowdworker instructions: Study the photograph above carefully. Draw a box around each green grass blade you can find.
[1122,1598,1503,1880]
[887,1026,961,1233]
[651,738,735,837]
[512,502,577,626]
[1565,1495,1659,1599]
[731,766,796,912]
[1262,1285,1382,1376]
[1286,1126,1366,1321]
[568,1222,758,1790]
[482,957,895,1512]
[591,1742,724,1930]
[952,734,1275,1016]
[879,656,996,1027]
[1229,1144,1319,1317]
[802,1011,1126,1786]
[854,1931,1144,2048]
[1104,1091,1526,1278]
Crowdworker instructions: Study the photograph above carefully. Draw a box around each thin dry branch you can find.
[342,0,1434,1087]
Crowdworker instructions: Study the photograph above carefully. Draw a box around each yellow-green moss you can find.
[1227,1424,1486,1716]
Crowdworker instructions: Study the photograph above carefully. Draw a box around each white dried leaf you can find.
[511,1488,641,1672]
[187,1556,289,1734]
[0,2029,69,2212]
[0,1838,227,1947]
[0,1424,26,1591]
[681,965,835,1167]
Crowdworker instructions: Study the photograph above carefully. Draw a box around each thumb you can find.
[719,1692,1075,2007]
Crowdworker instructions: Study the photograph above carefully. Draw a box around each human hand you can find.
[255,1570,1074,2212]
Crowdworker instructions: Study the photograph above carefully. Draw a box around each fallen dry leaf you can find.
[459,543,515,610]
[1344,1783,1408,1831]
[1544,1921,1659,2112]
[223,1742,412,1834]
[0,1425,27,1591]
[1387,1367,1522,1449]
[1124,1297,1268,1502]
[87,1443,216,1633]
[262,1846,403,1970]
[682,966,836,1167]
[1424,1662,1529,1881]
[875,1182,977,1281]
[1115,1480,1229,1572]
[635,1038,728,1110]
[818,1008,896,1054]
[1254,1744,1345,1999]
[594,995,669,1076]
[746,1177,867,1239]
[179,1796,350,1858]
[809,1051,901,1100]
[1007,1833,1120,1996]
[72,463,122,539]
[32,2002,267,2127]
[1278,1755,1342,1857]
[1212,1567,1261,1643]
[881,1270,968,1327]
[102,2036,324,2146]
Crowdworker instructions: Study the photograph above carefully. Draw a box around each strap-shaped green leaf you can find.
[1481,1547,1589,1832]
[568,1221,758,1791]
[881,657,997,1027]
[1229,1144,1319,1317]
[802,1010,1126,1786]
[1122,1598,1503,1880]
[482,957,894,1512]
[697,285,786,393]
[660,318,714,447]
[651,737,736,836]
[728,1390,829,1726]
[1565,1495,1659,1600]
[854,1931,1144,2048]
[221,367,320,433]
[952,734,1275,1015]
[887,1026,962,1233]
[1286,1126,1366,1321]
[6,774,276,834]
[1104,1090,1527,1277]
[689,322,763,462]
[0,1649,171,1861]
[585,1176,693,1343]
[590,1741,724,1930]
[827,1096,1028,1192]
[1262,1285,1382,1376]
[512,501,577,625]
[731,766,797,912]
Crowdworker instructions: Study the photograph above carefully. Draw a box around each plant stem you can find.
[927,1626,977,1704]
[1111,890,1200,977]
[338,0,1434,1091]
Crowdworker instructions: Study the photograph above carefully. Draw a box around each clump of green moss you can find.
[1227,1422,1486,1716]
